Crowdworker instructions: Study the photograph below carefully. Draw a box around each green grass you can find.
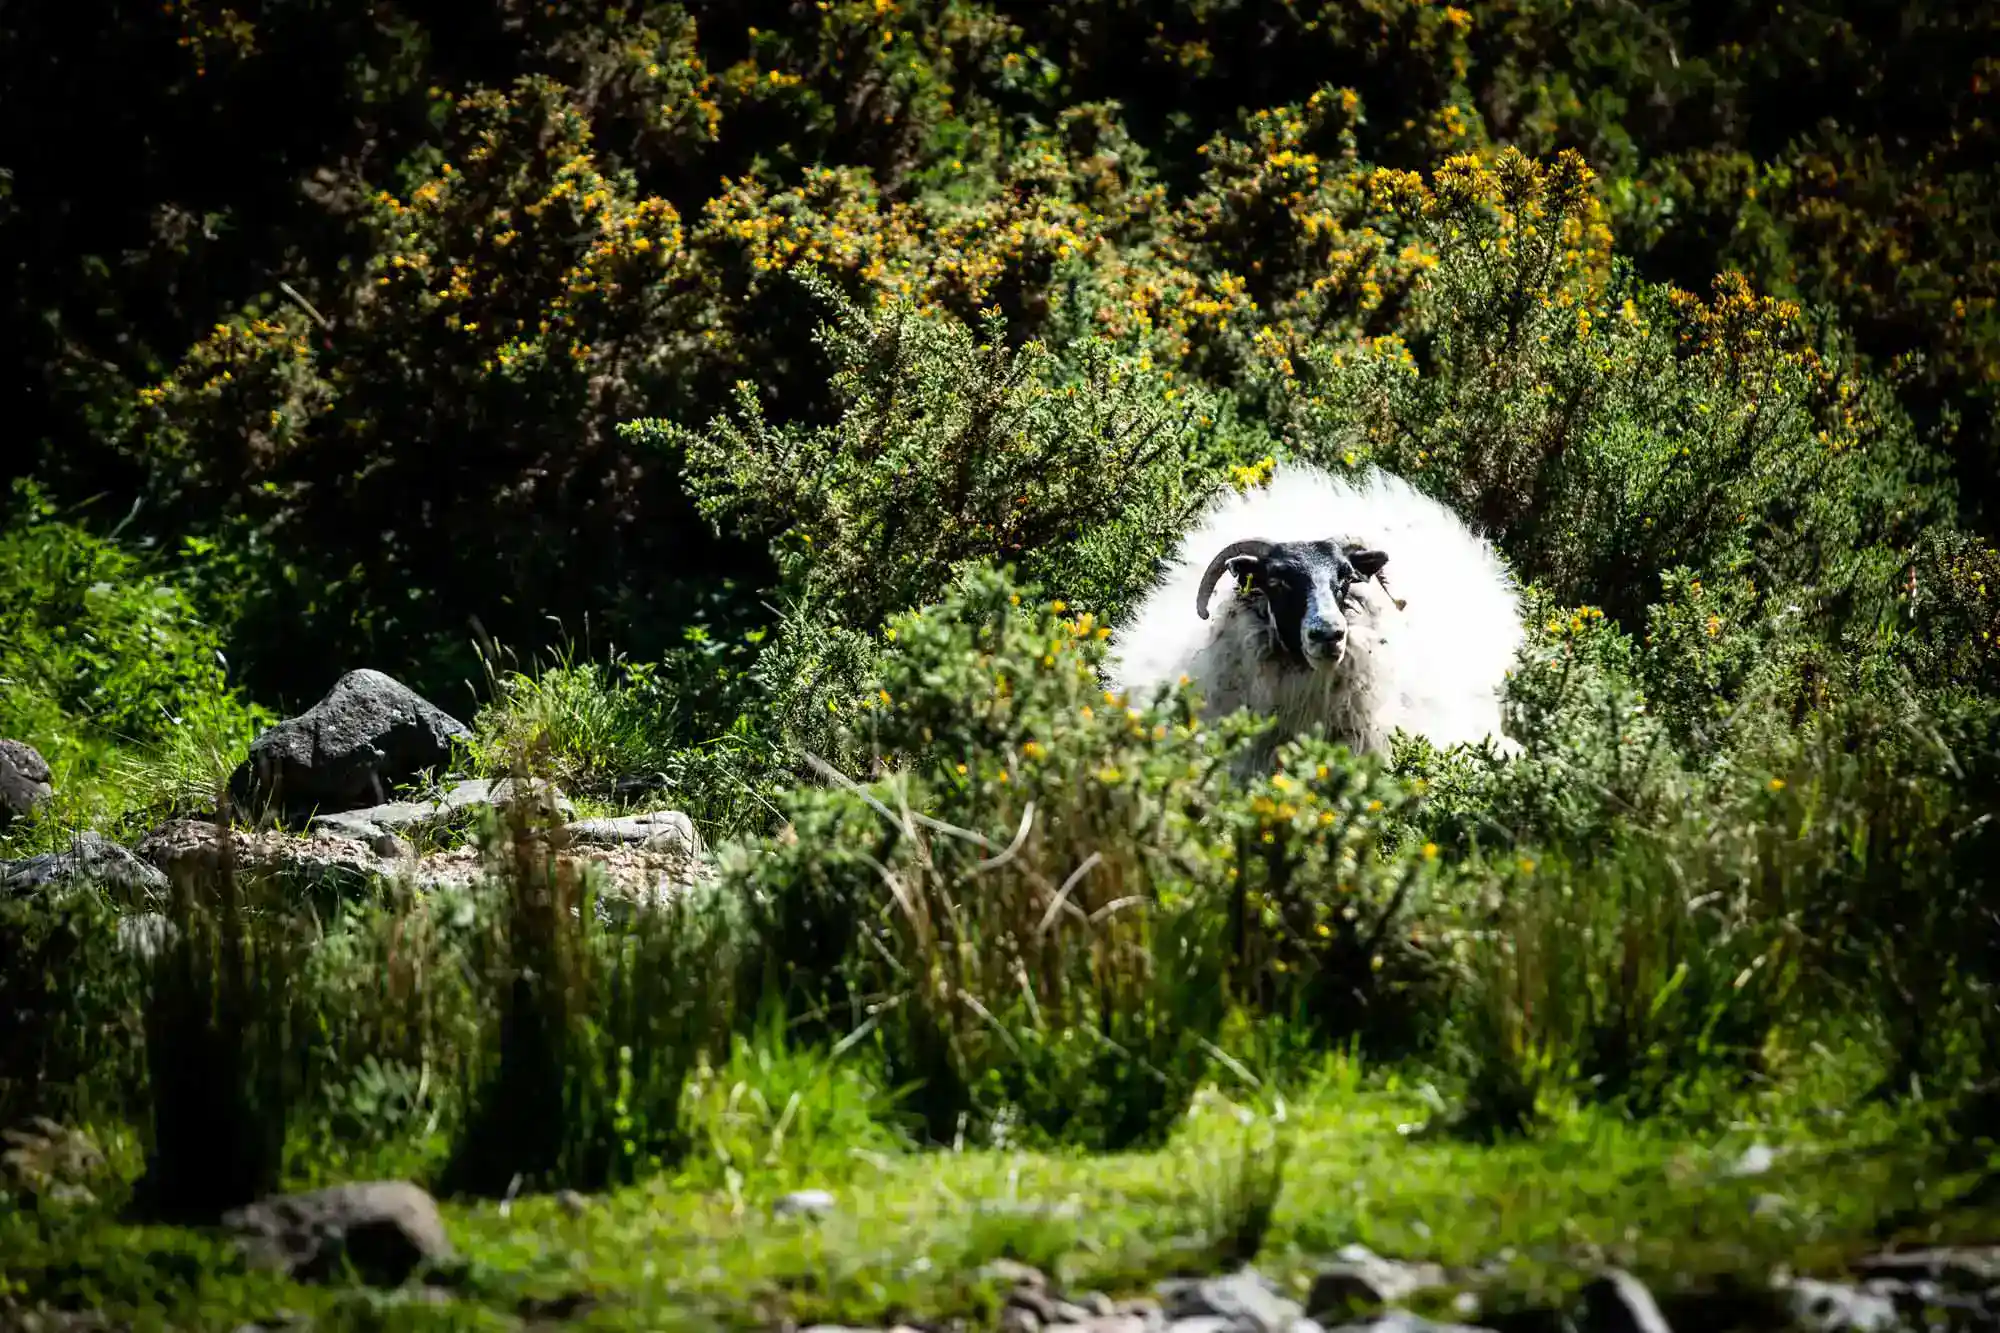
[5,1054,1993,1332]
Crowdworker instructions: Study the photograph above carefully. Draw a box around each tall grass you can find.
[137,808,304,1220]
[440,782,739,1195]
[1452,696,2000,1134]
[790,753,1237,1152]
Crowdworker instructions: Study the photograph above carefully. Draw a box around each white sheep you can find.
[1106,462,1524,766]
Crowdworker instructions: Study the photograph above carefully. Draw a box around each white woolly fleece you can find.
[1106,463,1525,760]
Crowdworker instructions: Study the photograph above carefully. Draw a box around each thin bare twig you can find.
[1036,850,1102,937]
[972,803,1037,872]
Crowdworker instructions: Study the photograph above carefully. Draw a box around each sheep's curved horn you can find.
[1195,540,1274,620]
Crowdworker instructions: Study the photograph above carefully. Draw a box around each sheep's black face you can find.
[1224,540,1389,671]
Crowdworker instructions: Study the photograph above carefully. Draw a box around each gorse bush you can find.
[635,275,1245,633]
[1269,150,1947,634]
[7,0,2000,1219]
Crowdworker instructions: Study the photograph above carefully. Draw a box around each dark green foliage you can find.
[0,890,145,1133]
[137,826,306,1221]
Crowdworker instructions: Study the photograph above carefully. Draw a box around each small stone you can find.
[445,777,574,822]
[1323,1315,1495,1332]
[1,1118,108,1204]
[554,1189,588,1217]
[1578,1269,1671,1333]
[0,739,54,829]
[981,1259,1050,1291]
[224,1180,453,1287]
[311,812,393,841]
[773,1188,836,1219]
[371,832,414,859]
[1003,1306,1045,1333]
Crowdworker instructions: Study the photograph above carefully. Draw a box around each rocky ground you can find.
[0,667,710,912]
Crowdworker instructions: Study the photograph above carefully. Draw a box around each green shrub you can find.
[723,564,1467,1147]
[0,483,272,846]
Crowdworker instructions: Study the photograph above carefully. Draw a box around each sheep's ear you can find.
[1346,546,1389,578]
[1224,553,1265,587]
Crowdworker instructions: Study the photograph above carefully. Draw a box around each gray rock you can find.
[228,669,470,819]
[0,832,168,898]
[773,1188,837,1219]
[1308,1245,1450,1317]
[564,808,702,856]
[0,739,54,829]
[223,1180,453,1287]
[1,1117,109,1206]
[1781,1277,1901,1332]
[1158,1269,1305,1333]
[554,1188,589,1217]
[981,1259,1051,1291]
[308,777,572,842]
[1853,1245,2000,1290]
[1578,1269,1672,1333]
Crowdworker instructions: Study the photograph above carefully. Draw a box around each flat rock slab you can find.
[0,739,54,828]
[139,819,407,898]
[229,669,470,820]
[224,1180,453,1286]
[135,818,707,905]
[0,831,168,899]
[308,777,573,842]
[563,809,702,856]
